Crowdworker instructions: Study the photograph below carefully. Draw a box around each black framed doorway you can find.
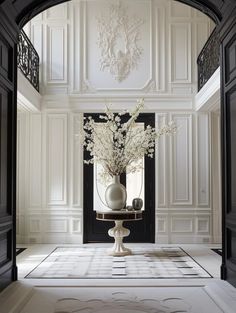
[83,113,155,243]
[1,0,236,291]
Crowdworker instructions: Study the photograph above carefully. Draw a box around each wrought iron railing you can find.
[197,27,220,91]
[17,30,39,92]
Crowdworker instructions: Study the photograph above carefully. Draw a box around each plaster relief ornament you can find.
[97,2,144,82]
[55,291,191,313]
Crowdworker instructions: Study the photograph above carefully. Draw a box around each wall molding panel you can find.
[29,219,41,233]
[170,2,191,19]
[196,217,210,233]
[70,0,82,93]
[156,210,212,243]
[46,2,68,20]
[46,24,68,84]
[29,23,43,86]
[47,114,68,206]
[44,219,68,233]
[72,218,82,233]
[155,5,166,92]
[71,114,83,208]
[156,113,168,207]
[83,0,153,92]
[157,217,166,233]
[170,114,193,206]
[29,114,42,208]
[211,112,221,243]
[96,2,144,82]
[170,22,191,84]
[196,114,210,207]
[171,217,193,233]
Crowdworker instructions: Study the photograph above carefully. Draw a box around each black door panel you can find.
[0,19,17,291]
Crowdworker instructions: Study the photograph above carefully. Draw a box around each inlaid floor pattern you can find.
[26,246,211,279]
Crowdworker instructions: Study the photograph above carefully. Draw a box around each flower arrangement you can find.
[83,99,176,182]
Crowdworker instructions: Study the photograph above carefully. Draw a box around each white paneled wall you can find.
[17,0,220,244]
[17,110,214,244]
[155,112,212,244]
[17,111,84,244]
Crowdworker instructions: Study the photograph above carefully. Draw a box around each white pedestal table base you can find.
[107,220,131,256]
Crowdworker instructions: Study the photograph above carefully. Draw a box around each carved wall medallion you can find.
[97,2,144,82]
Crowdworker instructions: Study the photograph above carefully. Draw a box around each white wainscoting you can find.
[156,211,211,244]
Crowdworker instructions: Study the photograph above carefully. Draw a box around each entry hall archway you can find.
[0,0,236,290]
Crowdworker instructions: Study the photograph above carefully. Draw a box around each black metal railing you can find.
[197,28,220,91]
[17,30,39,92]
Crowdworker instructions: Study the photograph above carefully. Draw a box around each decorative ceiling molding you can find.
[97,2,144,82]
[143,79,157,93]
[81,79,96,93]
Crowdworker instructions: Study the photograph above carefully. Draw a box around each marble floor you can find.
[16,243,222,279]
[2,244,236,313]
[24,246,212,279]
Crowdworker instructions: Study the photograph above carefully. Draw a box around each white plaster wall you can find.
[16,0,220,244]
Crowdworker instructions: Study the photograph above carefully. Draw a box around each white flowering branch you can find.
[83,99,176,181]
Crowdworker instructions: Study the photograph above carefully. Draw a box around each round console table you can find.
[96,210,142,256]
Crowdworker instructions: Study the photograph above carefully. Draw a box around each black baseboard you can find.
[16,248,26,256]
[211,248,222,256]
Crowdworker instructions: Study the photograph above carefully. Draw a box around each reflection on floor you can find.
[2,244,234,313]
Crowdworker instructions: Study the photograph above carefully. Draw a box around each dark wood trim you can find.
[220,18,236,287]
[219,5,236,42]
[221,31,227,280]
[176,0,222,24]
[11,41,18,282]
[0,3,18,291]
[16,0,71,29]
[96,212,142,221]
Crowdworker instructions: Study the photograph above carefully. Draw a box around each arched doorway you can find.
[0,0,235,291]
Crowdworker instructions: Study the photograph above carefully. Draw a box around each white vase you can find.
[105,175,127,211]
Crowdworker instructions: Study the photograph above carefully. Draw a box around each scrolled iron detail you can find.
[197,28,220,91]
[17,30,39,92]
